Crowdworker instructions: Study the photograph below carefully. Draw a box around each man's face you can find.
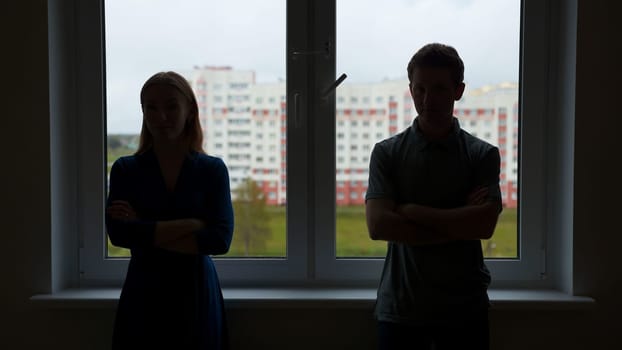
[409,66,465,125]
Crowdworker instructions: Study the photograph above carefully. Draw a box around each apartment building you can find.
[187,66,518,208]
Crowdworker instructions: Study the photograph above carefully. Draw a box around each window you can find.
[327,0,545,282]
[79,0,548,286]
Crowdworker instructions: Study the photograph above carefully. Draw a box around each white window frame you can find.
[79,0,551,288]
[315,0,550,287]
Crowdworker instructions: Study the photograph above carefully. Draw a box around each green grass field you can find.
[108,206,517,258]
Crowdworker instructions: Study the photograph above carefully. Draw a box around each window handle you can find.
[291,41,331,59]
[322,73,347,99]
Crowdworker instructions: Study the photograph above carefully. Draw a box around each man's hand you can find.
[393,188,500,241]
[467,186,489,205]
[396,203,412,217]
[106,200,138,221]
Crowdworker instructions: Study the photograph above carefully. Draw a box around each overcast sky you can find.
[105,0,520,133]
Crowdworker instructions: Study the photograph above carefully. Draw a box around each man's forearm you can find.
[368,207,451,246]
[397,202,500,240]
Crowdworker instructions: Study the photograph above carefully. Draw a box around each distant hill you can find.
[108,134,139,151]
[107,134,139,170]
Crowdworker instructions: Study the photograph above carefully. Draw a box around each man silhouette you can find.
[366,43,502,350]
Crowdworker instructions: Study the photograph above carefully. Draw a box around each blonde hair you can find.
[135,71,204,154]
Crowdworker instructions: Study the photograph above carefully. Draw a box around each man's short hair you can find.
[407,43,464,86]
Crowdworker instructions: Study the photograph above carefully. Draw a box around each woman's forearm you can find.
[154,219,205,247]
[158,233,199,254]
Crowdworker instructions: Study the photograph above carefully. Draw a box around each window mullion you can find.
[310,0,337,283]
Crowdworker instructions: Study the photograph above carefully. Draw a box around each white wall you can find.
[1,1,620,349]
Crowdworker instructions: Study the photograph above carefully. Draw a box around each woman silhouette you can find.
[106,71,234,349]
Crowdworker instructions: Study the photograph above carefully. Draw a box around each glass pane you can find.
[336,0,520,258]
[105,0,286,258]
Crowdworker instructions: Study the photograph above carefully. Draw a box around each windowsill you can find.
[30,287,595,310]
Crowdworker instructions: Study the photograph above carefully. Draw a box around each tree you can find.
[232,178,271,256]
[107,135,122,149]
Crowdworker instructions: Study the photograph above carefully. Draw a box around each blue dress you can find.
[106,149,234,349]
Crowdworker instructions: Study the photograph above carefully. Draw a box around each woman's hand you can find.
[107,200,138,221]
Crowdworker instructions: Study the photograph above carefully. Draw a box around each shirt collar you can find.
[411,117,461,152]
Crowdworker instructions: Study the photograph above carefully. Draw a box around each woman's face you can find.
[142,84,191,143]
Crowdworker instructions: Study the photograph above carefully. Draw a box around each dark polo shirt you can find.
[366,117,501,325]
